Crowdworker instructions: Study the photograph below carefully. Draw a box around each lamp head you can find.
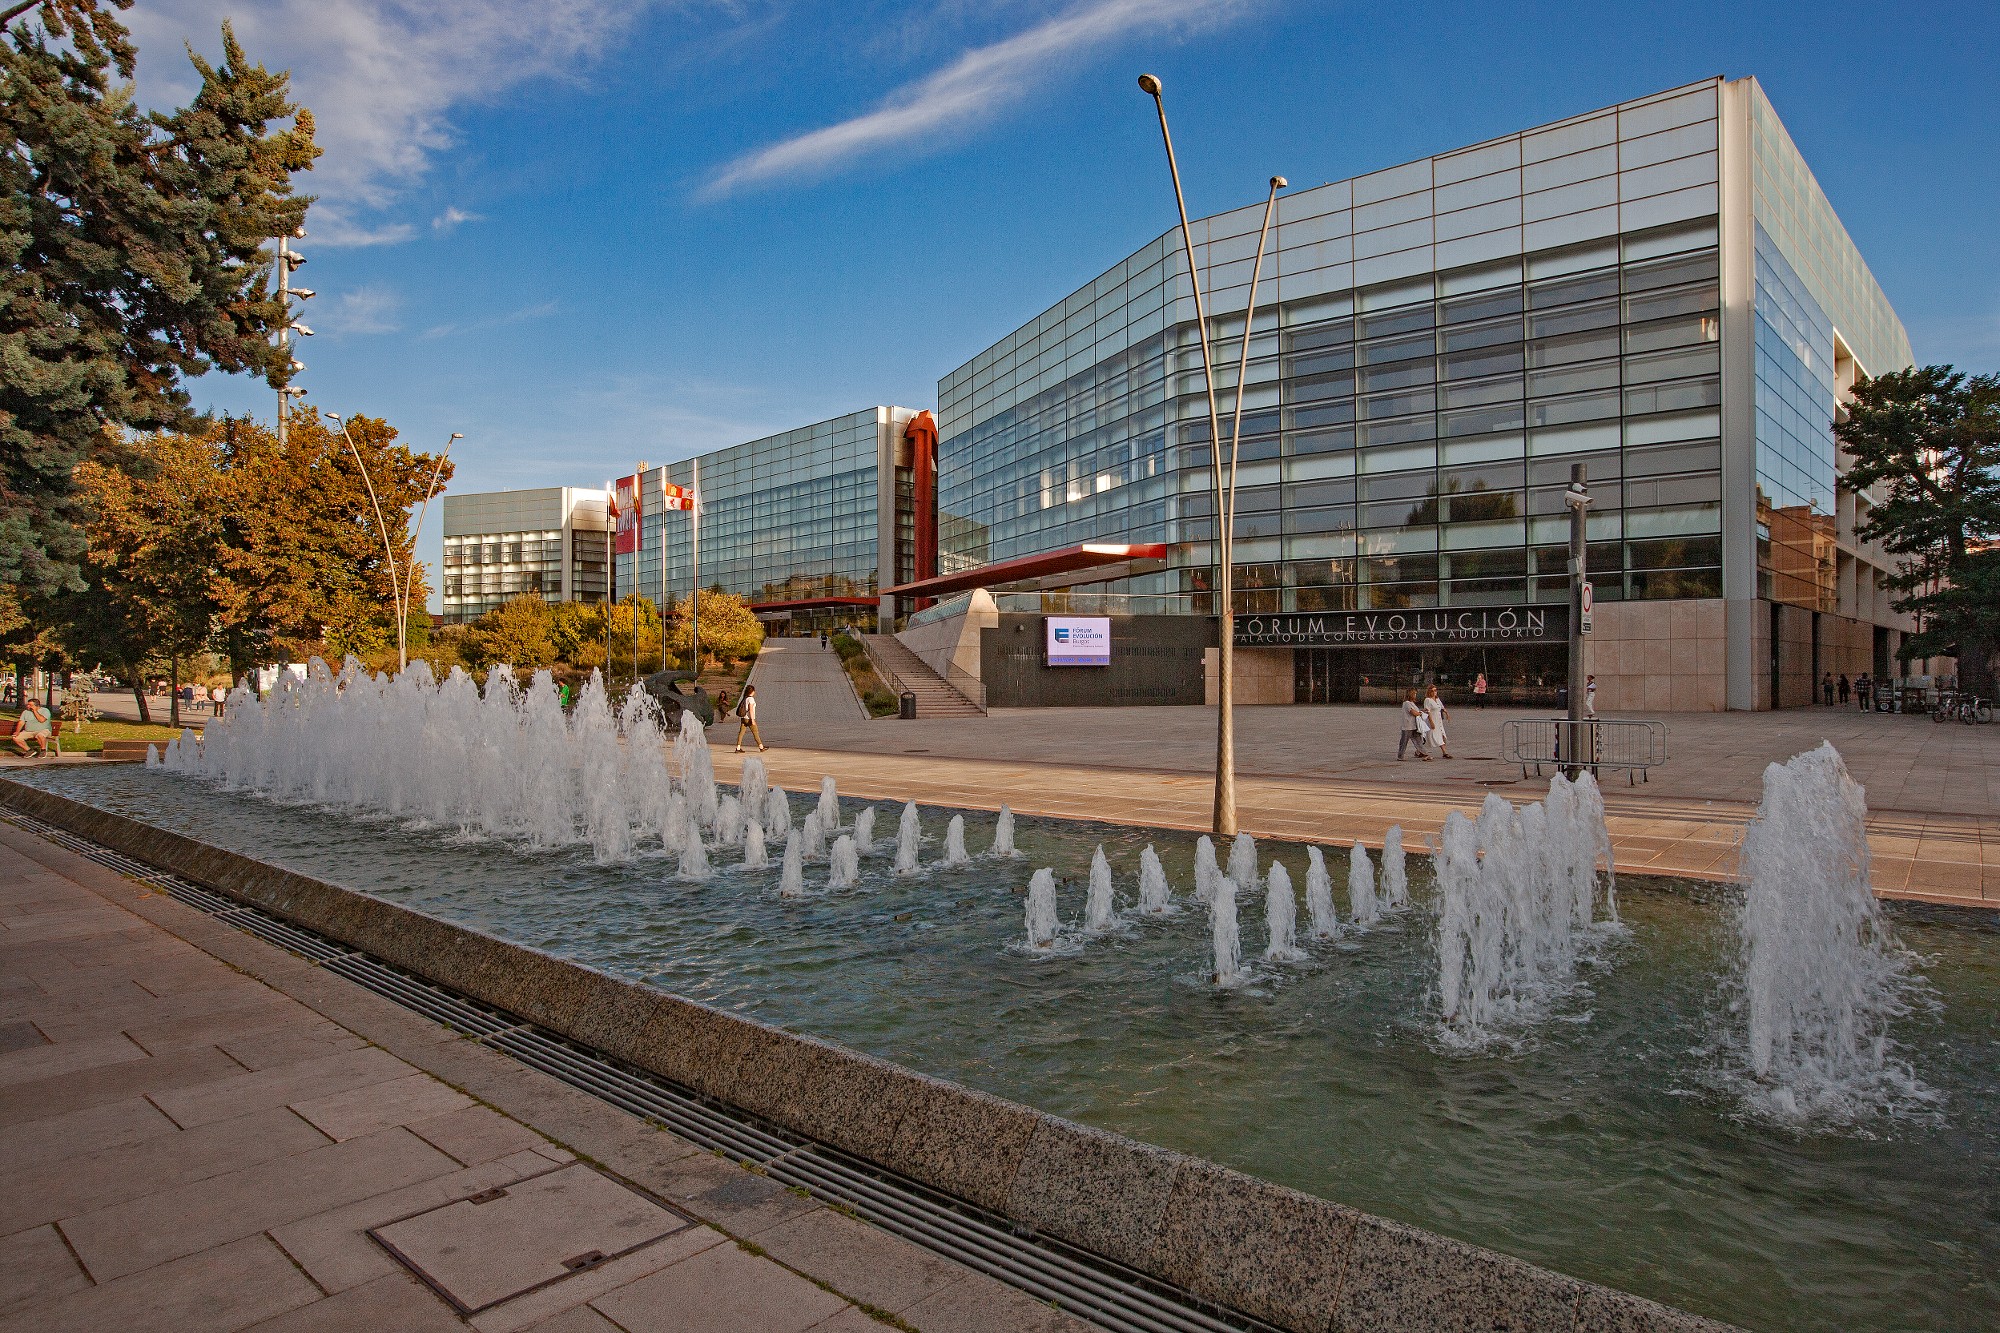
[450,432,463,440]
[1137,73,1162,96]
[1271,175,1288,190]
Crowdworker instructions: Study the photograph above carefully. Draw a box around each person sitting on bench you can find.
[9,699,58,757]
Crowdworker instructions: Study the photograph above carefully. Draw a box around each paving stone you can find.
[0,1044,241,1129]
[216,1022,369,1071]
[407,1102,558,1166]
[0,1232,319,1333]
[269,1149,560,1294]
[752,1208,968,1314]
[0,1102,330,1234]
[622,1148,821,1237]
[0,1019,46,1053]
[242,1271,467,1332]
[0,1032,147,1088]
[370,1163,692,1313]
[147,1044,415,1128]
[896,1269,1095,1333]
[290,1072,474,1141]
[589,1240,849,1333]
[807,1309,890,1332]
[0,1223,90,1316]
[0,1094,177,1172]
[469,1225,728,1333]
[515,1305,626,1333]
[61,1124,460,1282]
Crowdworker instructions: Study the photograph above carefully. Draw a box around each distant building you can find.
[440,487,613,624]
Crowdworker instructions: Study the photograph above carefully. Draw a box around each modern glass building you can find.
[440,488,612,624]
[930,77,1918,710]
[615,407,926,635]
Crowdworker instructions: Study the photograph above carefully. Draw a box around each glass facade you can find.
[443,529,565,621]
[1752,223,1838,610]
[440,488,613,624]
[940,80,1734,619]
[614,408,913,621]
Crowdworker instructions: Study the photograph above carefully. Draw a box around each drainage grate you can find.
[0,808,1280,1333]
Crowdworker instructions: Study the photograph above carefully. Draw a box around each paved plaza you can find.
[733,640,1998,907]
[0,824,1088,1333]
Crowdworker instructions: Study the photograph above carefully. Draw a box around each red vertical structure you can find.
[903,410,940,608]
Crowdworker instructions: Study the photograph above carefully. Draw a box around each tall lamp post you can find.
[1138,72,1285,838]
[403,432,463,668]
[324,411,410,672]
[1564,463,1591,778]
[275,227,312,446]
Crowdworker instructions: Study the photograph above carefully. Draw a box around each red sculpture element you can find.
[904,410,940,586]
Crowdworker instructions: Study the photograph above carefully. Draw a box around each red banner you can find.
[613,474,640,553]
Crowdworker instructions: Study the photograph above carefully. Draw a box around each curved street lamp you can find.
[1138,73,1285,838]
[323,411,410,672]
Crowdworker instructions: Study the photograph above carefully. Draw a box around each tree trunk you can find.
[1963,633,1999,701]
[169,659,180,727]
[130,673,152,726]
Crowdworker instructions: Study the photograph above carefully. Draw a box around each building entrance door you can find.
[1293,648,1360,704]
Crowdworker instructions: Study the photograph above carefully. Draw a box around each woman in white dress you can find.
[1423,684,1452,759]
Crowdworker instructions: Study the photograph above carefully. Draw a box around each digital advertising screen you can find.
[1045,616,1111,667]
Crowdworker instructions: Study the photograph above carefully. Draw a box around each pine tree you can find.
[1836,366,2000,697]
[1,3,317,596]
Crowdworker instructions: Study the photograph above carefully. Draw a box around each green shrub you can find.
[831,632,866,662]
[863,689,898,717]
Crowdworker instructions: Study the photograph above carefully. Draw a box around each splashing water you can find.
[944,815,969,867]
[1381,825,1408,910]
[1137,845,1171,915]
[742,819,768,870]
[1025,868,1058,949]
[827,834,859,891]
[1305,846,1339,940]
[1433,774,1620,1045]
[992,805,1016,856]
[1193,836,1219,904]
[713,795,743,849]
[801,807,828,861]
[1085,845,1116,932]
[1226,833,1258,891]
[764,788,792,843]
[853,806,876,855]
[1730,743,1934,1123]
[816,776,840,830]
[778,831,805,898]
[677,825,710,882]
[894,802,922,875]
[737,755,768,824]
[1210,877,1242,987]
[1265,864,1305,962]
[1348,842,1379,927]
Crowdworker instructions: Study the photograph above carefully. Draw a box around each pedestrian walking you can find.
[1856,672,1872,710]
[1838,673,1851,705]
[733,684,767,753]
[1397,689,1431,761]
[1424,684,1453,758]
[1473,671,1488,708]
[1822,672,1835,705]
[1584,674,1598,719]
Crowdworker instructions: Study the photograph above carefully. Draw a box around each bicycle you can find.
[1932,691,1992,724]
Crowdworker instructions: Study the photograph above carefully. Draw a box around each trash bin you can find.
[899,691,917,720]
[1556,686,1569,710]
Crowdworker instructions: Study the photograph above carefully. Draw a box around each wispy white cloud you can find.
[423,299,560,341]
[701,0,1239,200]
[127,1,667,246]
[431,206,483,233]
[319,285,404,335]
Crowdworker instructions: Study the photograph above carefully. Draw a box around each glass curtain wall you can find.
[442,530,564,623]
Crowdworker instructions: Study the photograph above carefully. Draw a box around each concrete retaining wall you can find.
[0,779,1731,1333]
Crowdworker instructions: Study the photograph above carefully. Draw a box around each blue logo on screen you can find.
[1054,628,1071,642]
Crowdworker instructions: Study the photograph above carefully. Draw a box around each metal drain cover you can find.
[369,1163,691,1313]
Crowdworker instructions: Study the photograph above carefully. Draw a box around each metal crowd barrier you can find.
[1499,718,1669,785]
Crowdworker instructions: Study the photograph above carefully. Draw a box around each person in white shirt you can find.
[1585,674,1598,719]
[1423,684,1452,759]
[1398,689,1431,761]
[733,685,766,753]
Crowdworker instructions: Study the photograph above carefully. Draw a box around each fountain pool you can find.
[10,763,1997,1333]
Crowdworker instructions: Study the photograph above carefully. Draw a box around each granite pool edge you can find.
[0,779,1735,1333]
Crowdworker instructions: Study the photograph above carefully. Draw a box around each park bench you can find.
[1499,717,1668,785]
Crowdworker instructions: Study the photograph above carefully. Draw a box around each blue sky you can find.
[127,1,1999,600]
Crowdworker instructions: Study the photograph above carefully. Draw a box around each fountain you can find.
[1733,743,1931,1121]
[1193,836,1219,903]
[853,806,877,855]
[1084,845,1116,932]
[1381,825,1408,910]
[742,818,768,869]
[678,824,710,881]
[1210,876,1242,986]
[801,807,828,860]
[827,834,859,891]
[1137,845,1171,915]
[1024,868,1058,949]
[815,776,840,830]
[778,831,804,898]
[714,794,743,848]
[660,792,690,854]
[894,802,921,875]
[738,755,768,824]
[1305,846,1339,939]
[1226,832,1258,891]
[1265,863,1305,962]
[944,815,969,867]
[764,787,792,842]
[1433,775,1620,1043]
[1348,842,1379,927]
[992,805,1016,856]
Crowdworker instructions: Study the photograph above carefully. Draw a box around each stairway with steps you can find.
[862,635,986,717]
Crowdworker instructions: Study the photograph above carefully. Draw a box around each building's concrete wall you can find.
[896,590,998,706]
[1585,599,1727,712]
[984,615,1213,707]
[1202,646,1296,707]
